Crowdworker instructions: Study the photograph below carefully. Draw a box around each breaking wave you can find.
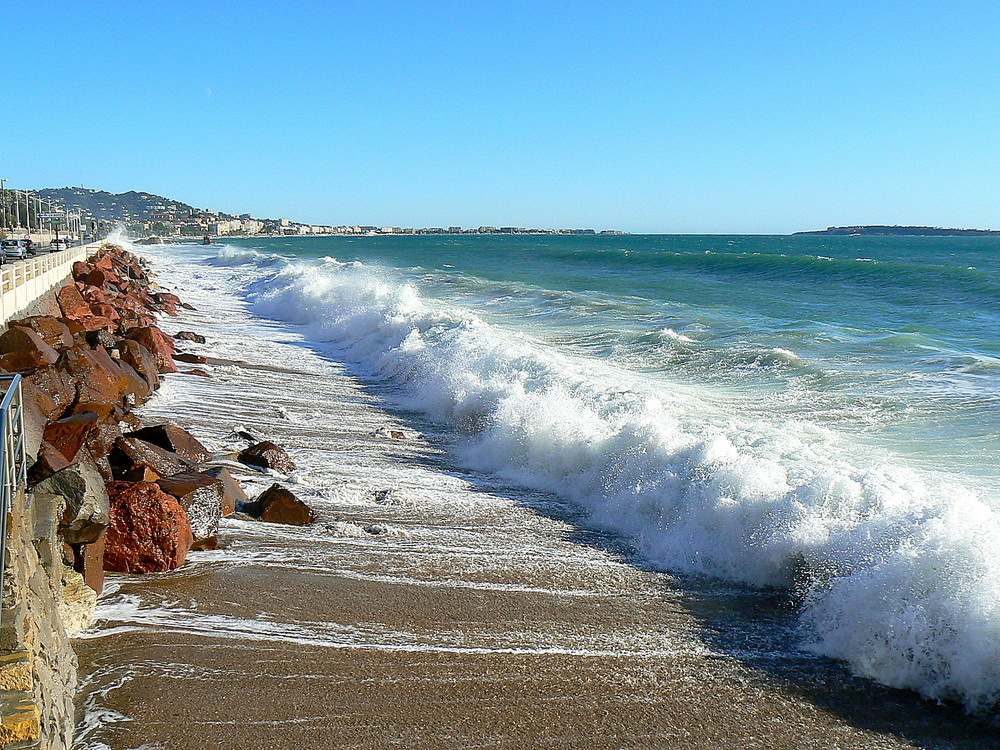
[232,251,1000,713]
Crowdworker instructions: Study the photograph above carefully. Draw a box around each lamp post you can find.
[0,179,7,232]
[25,192,32,240]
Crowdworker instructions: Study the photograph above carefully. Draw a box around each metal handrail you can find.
[0,374,26,622]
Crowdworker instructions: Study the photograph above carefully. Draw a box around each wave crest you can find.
[237,253,1000,712]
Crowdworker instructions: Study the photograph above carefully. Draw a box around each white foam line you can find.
[83,622,700,659]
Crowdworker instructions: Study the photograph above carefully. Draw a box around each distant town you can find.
[32,187,627,239]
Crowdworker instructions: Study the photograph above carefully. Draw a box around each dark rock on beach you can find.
[237,440,296,473]
[240,483,316,525]
[126,423,212,463]
[110,436,195,480]
[175,330,206,344]
[174,352,207,364]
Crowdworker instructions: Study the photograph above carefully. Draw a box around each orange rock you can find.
[57,285,93,320]
[80,285,111,305]
[0,349,55,372]
[125,327,177,373]
[23,366,76,418]
[57,346,128,407]
[43,411,100,462]
[0,326,59,365]
[8,316,74,349]
[28,440,72,484]
[73,316,116,332]
[117,339,160,390]
[103,481,193,573]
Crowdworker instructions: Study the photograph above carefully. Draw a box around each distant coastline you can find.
[794,225,1000,236]
[33,187,628,240]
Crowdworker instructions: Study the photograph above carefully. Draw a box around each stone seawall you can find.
[0,242,193,749]
[0,241,312,748]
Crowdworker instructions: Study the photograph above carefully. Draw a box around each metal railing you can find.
[0,375,26,620]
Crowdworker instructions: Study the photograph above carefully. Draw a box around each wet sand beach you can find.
[73,250,1000,749]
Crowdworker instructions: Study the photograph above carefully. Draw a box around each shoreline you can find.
[70,241,1000,749]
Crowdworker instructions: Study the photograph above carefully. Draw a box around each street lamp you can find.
[0,179,7,232]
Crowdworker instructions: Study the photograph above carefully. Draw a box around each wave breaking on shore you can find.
[202,245,1000,715]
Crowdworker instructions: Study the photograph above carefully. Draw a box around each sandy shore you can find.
[73,248,1000,749]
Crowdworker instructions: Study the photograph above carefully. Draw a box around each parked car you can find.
[1,239,32,262]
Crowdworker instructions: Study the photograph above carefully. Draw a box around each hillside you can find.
[35,187,205,223]
[794,225,1000,236]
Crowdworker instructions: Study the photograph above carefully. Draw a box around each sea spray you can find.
[227,248,1000,712]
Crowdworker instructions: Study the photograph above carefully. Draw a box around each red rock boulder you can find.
[72,316,116,333]
[8,316,74,350]
[125,327,177,373]
[57,285,93,320]
[103,481,193,573]
[27,440,72,484]
[72,261,94,282]
[0,326,60,367]
[117,339,160,391]
[23,366,76,418]
[58,344,129,398]
[43,411,100,463]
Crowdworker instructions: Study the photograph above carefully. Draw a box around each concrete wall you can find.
[0,243,100,323]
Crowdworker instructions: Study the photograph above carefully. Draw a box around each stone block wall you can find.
[1,498,81,749]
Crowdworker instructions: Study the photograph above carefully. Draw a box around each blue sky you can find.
[2,1,998,232]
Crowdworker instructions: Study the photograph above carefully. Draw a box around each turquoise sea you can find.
[208,233,1000,713]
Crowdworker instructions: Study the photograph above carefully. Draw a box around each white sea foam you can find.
[659,327,695,344]
[209,249,1000,711]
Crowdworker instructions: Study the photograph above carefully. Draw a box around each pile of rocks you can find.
[0,242,316,595]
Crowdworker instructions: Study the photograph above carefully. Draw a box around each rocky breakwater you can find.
[0,242,316,749]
